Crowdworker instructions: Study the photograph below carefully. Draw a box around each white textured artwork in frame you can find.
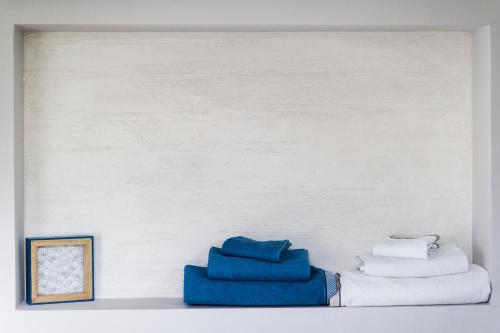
[26,236,94,304]
[37,245,84,295]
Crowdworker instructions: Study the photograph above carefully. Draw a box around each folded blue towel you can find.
[221,236,291,262]
[184,265,330,306]
[207,247,311,281]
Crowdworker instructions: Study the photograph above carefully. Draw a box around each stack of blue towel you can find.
[184,236,337,306]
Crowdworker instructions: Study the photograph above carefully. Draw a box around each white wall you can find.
[472,26,492,271]
[24,31,472,298]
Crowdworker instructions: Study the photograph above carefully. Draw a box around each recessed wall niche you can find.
[23,31,472,298]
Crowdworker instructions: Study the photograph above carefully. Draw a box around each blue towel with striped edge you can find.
[184,265,335,306]
[325,271,338,301]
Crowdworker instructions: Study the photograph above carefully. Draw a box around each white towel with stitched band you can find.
[390,234,439,248]
[372,235,438,260]
[337,264,490,307]
[358,244,469,278]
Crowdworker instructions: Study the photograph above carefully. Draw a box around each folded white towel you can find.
[336,264,490,307]
[372,235,438,259]
[358,244,469,277]
[390,234,439,249]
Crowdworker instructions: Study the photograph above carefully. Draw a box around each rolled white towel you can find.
[372,235,438,259]
[358,244,469,277]
[337,264,490,307]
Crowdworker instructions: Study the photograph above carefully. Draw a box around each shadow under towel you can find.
[184,265,329,306]
[207,247,311,281]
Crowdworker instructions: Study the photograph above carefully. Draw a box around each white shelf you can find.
[17,298,187,311]
[13,298,498,333]
[16,297,492,311]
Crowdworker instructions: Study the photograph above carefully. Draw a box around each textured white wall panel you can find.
[24,32,471,298]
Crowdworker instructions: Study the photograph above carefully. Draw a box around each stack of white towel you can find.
[333,235,491,307]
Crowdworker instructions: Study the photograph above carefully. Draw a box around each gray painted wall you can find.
[23,31,472,298]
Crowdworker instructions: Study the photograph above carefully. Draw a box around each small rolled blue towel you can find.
[207,247,311,281]
[221,236,291,262]
[184,265,330,306]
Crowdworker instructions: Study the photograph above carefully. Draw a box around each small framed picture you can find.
[25,236,94,305]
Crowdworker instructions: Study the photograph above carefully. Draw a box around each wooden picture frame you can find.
[26,236,94,305]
